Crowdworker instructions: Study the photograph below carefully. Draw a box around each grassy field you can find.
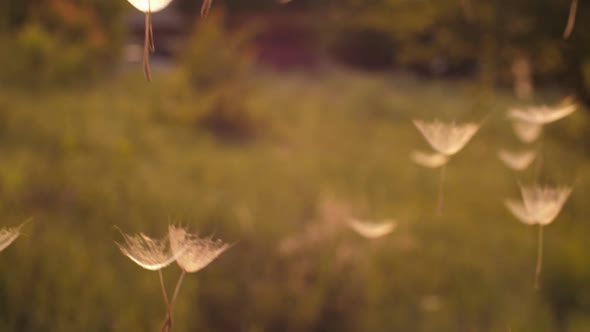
[0,68,589,331]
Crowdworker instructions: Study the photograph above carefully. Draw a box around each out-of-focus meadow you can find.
[1,0,590,331]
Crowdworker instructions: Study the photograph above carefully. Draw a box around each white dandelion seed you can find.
[127,0,174,12]
[165,225,230,330]
[125,0,174,81]
[508,103,577,125]
[413,119,480,156]
[116,227,192,332]
[504,199,536,225]
[117,231,181,271]
[347,218,397,239]
[410,150,449,169]
[505,185,572,289]
[0,222,28,252]
[413,119,480,215]
[511,120,543,143]
[520,185,571,226]
[498,149,537,171]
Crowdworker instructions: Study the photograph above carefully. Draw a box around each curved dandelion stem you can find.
[534,132,544,181]
[159,269,173,332]
[142,1,153,81]
[170,270,186,309]
[437,164,447,216]
[563,0,578,39]
[158,269,170,309]
[534,225,544,290]
[201,0,213,17]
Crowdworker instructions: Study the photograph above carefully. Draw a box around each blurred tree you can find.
[314,0,590,104]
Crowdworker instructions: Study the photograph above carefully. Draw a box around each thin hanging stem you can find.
[143,12,152,81]
[534,131,544,181]
[170,270,187,309]
[201,0,213,17]
[158,270,170,309]
[160,270,187,332]
[436,164,447,216]
[563,0,578,39]
[159,269,173,332]
[534,225,544,290]
[148,10,155,52]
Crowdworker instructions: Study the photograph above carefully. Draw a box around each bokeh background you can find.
[1,0,590,331]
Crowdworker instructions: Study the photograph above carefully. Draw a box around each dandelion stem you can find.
[201,0,212,17]
[437,164,447,216]
[170,270,186,309]
[158,269,170,308]
[143,12,152,81]
[534,131,544,181]
[159,269,173,332]
[563,0,578,39]
[534,225,544,290]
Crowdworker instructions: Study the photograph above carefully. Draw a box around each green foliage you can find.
[0,0,125,87]
[0,70,588,331]
[177,11,267,141]
[182,10,256,88]
[316,0,590,101]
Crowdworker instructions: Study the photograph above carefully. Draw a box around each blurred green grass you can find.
[0,68,589,331]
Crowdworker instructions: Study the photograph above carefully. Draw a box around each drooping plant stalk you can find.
[158,270,170,308]
[143,1,155,81]
[159,270,173,332]
[563,0,578,39]
[534,225,544,290]
[534,131,544,181]
[201,0,213,17]
[160,271,186,332]
[170,271,187,308]
[436,164,447,216]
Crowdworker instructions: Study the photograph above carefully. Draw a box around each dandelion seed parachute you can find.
[508,104,577,125]
[413,119,480,156]
[506,184,572,289]
[504,199,536,225]
[0,225,24,252]
[511,120,542,143]
[126,0,174,13]
[519,185,572,226]
[498,149,536,171]
[117,232,181,271]
[347,218,397,239]
[411,150,449,168]
[168,225,230,273]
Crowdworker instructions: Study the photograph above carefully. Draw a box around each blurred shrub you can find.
[0,0,125,87]
[179,11,267,142]
[182,10,256,88]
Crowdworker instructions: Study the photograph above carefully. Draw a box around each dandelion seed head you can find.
[411,150,450,168]
[498,149,537,171]
[413,119,480,156]
[117,231,178,271]
[511,120,543,143]
[347,218,397,239]
[0,223,25,252]
[504,199,536,225]
[169,225,230,273]
[127,0,174,13]
[508,104,577,125]
[520,185,572,225]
